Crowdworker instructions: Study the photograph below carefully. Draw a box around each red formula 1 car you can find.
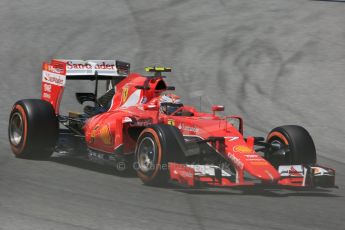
[8,59,335,188]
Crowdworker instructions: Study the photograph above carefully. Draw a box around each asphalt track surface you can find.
[0,0,345,229]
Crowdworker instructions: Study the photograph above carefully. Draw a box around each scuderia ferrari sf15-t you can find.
[8,59,336,189]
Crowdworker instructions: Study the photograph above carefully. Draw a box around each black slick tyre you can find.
[8,99,59,159]
[135,124,186,186]
[266,125,316,167]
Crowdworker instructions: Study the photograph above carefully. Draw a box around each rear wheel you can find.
[8,99,59,158]
[265,125,316,167]
[135,124,186,186]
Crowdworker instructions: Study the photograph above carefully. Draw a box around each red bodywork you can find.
[40,59,335,188]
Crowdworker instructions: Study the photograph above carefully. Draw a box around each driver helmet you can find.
[159,94,183,115]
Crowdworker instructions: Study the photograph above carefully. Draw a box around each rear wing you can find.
[41,59,130,114]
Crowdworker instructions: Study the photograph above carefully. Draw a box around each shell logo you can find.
[233,145,253,154]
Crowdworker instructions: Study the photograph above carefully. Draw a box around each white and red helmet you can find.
[159,94,183,115]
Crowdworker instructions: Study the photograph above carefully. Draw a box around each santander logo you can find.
[42,71,65,86]
[66,61,115,70]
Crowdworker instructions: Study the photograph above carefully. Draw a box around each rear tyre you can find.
[265,125,316,167]
[8,99,59,159]
[135,124,186,186]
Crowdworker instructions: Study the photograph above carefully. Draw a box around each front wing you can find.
[169,163,335,188]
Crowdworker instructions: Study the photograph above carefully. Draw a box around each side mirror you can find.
[227,116,243,135]
[211,105,224,115]
[143,104,158,110]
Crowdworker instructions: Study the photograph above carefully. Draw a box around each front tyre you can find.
[8,99,59,159]
[265,125,316,167]
[135,124,186,186]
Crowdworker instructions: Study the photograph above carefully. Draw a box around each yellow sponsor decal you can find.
[233,145,253,154]
[121,86,129,102]
[167,119,175,126]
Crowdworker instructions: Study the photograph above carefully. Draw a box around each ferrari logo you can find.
[122,86,129,102]
[167,119,175,126]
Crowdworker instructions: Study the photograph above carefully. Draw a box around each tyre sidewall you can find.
[136,127,167,185]
[9,104,29,156]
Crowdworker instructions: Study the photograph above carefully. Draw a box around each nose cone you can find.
[225,141,281,182]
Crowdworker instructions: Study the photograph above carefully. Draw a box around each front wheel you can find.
[135,124,186,186]
[265,125,316,167]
